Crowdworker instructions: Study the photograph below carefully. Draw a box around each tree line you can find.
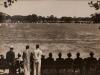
[0,12,100,23]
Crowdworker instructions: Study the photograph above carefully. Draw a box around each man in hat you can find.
[6,45,15,75]
[33,44,42,75]
[84,52,97,75]
[23,45,31,75]
[74,52,83,75]
[65,52,73,72]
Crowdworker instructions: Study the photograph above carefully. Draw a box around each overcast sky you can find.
[0,0,99,17]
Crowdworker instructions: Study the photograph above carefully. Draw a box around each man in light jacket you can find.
[33,44,42,75]
[23,45,31,75]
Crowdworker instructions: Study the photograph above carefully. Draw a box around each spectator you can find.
[45,52,55,75]
[74,52,83,75]
[65,52,73,72]
[33,44,43,75]
[6,45,15,75]
[23,45,31,75]
[41,55,46,75]
[45,53,54,69]
[55,52,64,75]
[16,53,22,75]
[84,52,97,75]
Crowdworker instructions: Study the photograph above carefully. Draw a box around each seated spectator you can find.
[0,55,5,71]
[15,53,22,74]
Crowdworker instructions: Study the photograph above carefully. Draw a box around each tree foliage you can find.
[91,13,100,23]
[88,0,100,10]
[0,12,92,23]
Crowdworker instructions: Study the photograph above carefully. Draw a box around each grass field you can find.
[0,23,100,59]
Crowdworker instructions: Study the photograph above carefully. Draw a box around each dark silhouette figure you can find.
[96,58,100,75]
[41,55,46,69]
[45,53,55,75]
[41,55,46,75]
[74,52,83,75]
[0,55,4,61]
[46,53,54,68]
[55,53,64,75]
[65,53,74,73]
[6,47,15,64]
[6,46,15,75]
[84,52,97,75]
[30,52,34,75]
[0,55,6,72]
[15,53,22,75]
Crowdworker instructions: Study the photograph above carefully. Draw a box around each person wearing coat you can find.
[33,44,42,75]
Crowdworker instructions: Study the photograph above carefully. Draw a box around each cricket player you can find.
[23,45,31,75]
[33,44,42,75]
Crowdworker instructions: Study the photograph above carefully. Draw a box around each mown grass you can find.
[0,23,100,59]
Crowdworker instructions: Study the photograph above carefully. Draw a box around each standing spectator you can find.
[6,45,15,75]
[65,52,74,75]
[55,53,64,75]
[45,53,55,75]
[84,52,97,75]
[30,52,34,75]
[33,44,42,75]
[65,52,73,71]
[41,55,46,75]
[23,45,31,75]
[74,52,83,75]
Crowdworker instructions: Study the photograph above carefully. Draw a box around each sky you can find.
[0,0,100,17]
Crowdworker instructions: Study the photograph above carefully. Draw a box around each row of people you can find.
[5,44,42,75]
[41,52,99,75]
[0,45,100,75]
